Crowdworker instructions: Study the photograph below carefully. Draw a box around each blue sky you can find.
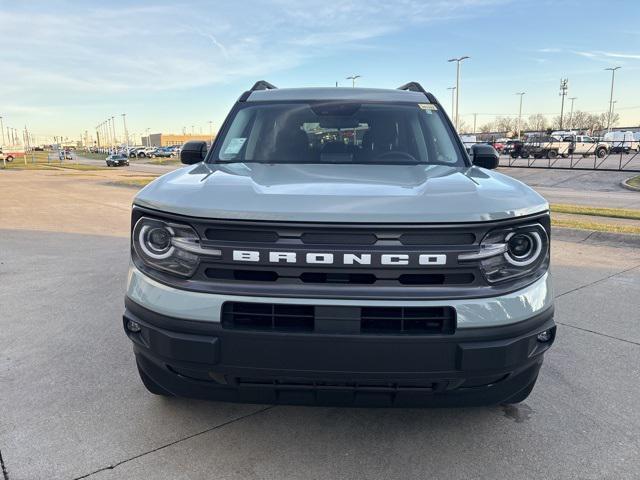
[1,0,639,141]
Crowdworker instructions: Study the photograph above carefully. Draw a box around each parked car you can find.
[137,147,157,158]
[106,153,130,167]
[503,140,523,158]
[521,135,569,159]
[603,131,639,153]
[123,80,555,407]
[151,148,173,158]
[562,135,609,158]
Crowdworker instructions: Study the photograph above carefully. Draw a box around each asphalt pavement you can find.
[1,170,640,479]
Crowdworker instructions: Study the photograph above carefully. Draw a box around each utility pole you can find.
[448,56,470,130]
[208,121,214,141]
[473,113,477,134]
[447,87,456,119]
[605,66,620,132]
[346,75,361,88]
[516,92,525,139]
[145,128,150,146]
[558,78,568,130]
[568,97,577,131]
[0,116,4,146]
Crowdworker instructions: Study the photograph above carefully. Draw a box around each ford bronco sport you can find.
[123,81,555,407]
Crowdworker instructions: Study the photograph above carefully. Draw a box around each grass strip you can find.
[552,218,640,235]
[111,177,157,188]
[626,175,640,189]
[550,203,640,221]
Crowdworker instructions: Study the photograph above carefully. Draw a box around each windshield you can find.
[210,102,466,166]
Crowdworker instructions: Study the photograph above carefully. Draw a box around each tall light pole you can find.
[145,128,150,147]
[208,121,214,141]
[448,56,470,130]
[568,97,577,131]
[346,75,361,88]
[0,116,4,145]
[111,116,117,145]
[121,114,129,148]
[447,87,456,119]
[515,92,525,139]
[605,66,620,132]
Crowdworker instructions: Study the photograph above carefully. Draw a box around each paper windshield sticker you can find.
[419,103,437,111]
[224,138,246,154]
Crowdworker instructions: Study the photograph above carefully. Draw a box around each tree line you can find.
[459,111,624,135]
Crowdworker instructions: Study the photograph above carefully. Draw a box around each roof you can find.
[247,87,431,103]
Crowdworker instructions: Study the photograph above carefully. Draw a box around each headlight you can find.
[132,217,220,277]
[459,222,549,284]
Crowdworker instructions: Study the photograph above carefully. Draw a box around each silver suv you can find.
[123,81,555,407]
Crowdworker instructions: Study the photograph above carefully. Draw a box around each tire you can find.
[503,375,538,404]
[138,152,146,158]
[129,153,136,158]
[561,153,569,158]
[521,153,530,159]
[596,148,607,159]
[106,162,111,167]
[510,152,517,159]
[137,363,173,396]
[6,155,13,162]
[546,150,557,159]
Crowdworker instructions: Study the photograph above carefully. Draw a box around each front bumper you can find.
[124,293,555,407]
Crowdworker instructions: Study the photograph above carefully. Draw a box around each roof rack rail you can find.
[397,82,427,94]
[250,80,277,91]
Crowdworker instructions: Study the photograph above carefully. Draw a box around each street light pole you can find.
[208,121,214,141]
[121,114,129,148]
[605,66,620,132]
[568,97,577,131]
[448,56,470,130]
[0,116,4,146]
[515,92,525,139]
[447,87,456,120]
[111,116,117,145]
[346,75,361,88]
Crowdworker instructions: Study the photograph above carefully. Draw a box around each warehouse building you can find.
[142,133,214,147]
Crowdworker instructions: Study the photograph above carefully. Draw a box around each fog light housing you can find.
[126,319,142,333]
[537,329,553,343]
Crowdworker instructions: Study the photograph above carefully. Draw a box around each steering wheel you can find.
[373,150,418,162]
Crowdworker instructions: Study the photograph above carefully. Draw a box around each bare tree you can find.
[527,114,548,132]
[478,122,494,133]
[494,116,516,134]
[457,119,471,134]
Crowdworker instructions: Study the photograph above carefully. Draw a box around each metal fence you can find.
[489,143,640,172]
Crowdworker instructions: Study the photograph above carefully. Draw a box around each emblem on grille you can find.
[232,250,446,266]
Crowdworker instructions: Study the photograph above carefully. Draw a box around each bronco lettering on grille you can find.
[232,250,446,266]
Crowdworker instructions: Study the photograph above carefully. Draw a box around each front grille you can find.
[222,302,456,335]
[132,207,550,300]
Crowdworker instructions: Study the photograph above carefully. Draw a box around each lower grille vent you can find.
[222,302,456,335]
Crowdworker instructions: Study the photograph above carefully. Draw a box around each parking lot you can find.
[1,168,640,479]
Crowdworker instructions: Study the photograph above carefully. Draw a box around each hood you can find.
[134,163,548,223]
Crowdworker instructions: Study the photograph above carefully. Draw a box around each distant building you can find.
[142,133,214,147]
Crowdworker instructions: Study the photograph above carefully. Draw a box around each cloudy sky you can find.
[1,0,639,141]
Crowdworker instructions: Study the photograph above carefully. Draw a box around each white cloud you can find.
[0,0,508,95]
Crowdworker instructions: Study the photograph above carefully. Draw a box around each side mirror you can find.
[180,141,208,165]
[470,143,499,169]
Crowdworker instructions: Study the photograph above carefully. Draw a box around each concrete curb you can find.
[621,176,640,192]
[552,226,640,248]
